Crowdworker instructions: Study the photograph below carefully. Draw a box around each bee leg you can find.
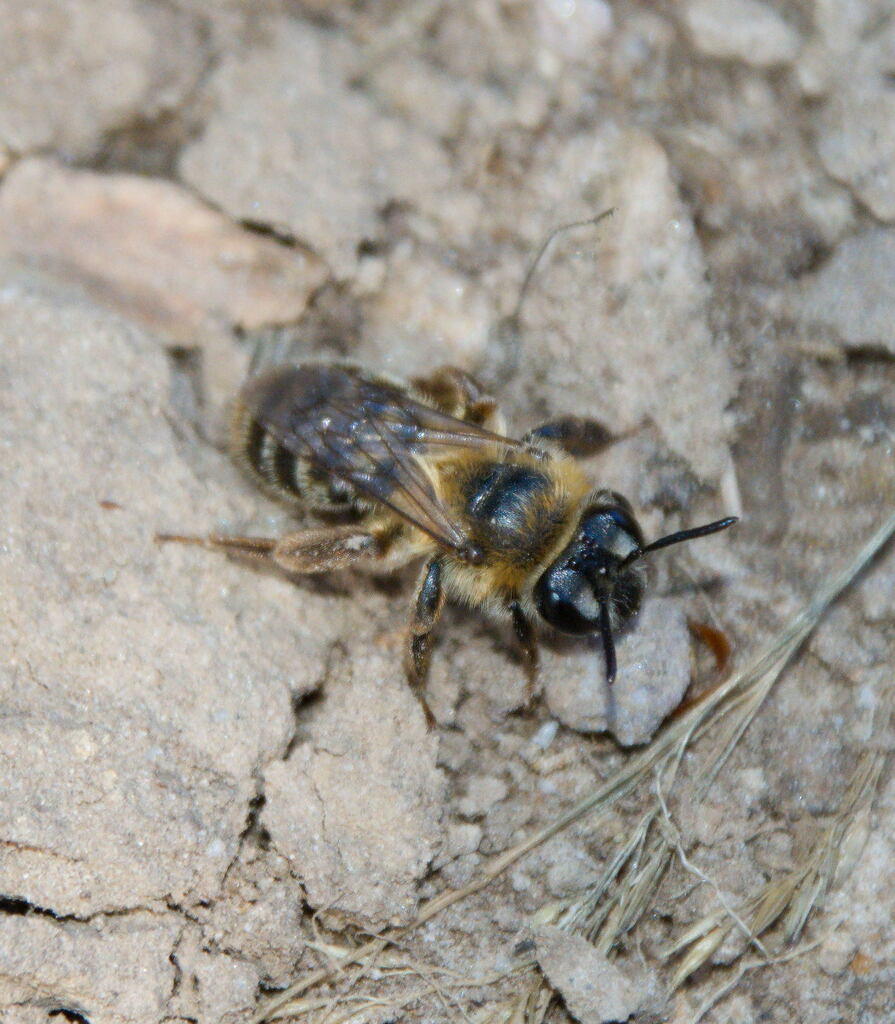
[156,531,278,564]
[509,602,539,708]
[412,366,501,428]
[157,527,378,573]
[523,416,614,457]
[404,557,445,730]
[270,526,379,574]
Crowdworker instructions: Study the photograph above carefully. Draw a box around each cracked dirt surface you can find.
[1,2,894,1023]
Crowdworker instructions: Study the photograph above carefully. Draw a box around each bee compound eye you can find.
[534,566,600,636]
[581,504,644,556]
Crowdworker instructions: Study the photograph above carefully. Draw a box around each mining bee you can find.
[162,361,736,728]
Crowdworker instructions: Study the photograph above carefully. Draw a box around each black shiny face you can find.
[532,494,738,685]
[533,495,646,637]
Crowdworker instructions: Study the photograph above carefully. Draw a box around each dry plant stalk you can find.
[661,744,887,988]
[251,510,895,1024]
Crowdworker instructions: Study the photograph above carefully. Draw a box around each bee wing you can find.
[240,364,521,557]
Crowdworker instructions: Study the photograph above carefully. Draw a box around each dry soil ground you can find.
[1,2,894,1023]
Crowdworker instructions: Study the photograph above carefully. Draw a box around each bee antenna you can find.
[642,516,739,555]
[619,516,739,570]
[599,599,617,686]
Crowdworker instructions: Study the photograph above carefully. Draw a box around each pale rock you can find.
[544,842,600,896]
[262,651,445,927]
[180,20,454,278]
[0,265,331,919]
[515,127,735,481]
[365,55,472,140]
[817,929,859,976]
[824,775,895,971]
[205,850,307,988]
[0,912,181,1024]
[456,774,510,819]
[542,597,691,746]
[794,38,836,98]
[534,925,664,1023]
[433,822,483,869]
[0,0,201,156]
[448,822,483,857]
[805,5,895,220]
[793,228,895,355]
[168,925,261,1023]
[684,0,801,68]
[2,1009,51,1024]
[817,84,895,222]
[358,239,494,375]
[536,0,614,63]
[0,158,327,340]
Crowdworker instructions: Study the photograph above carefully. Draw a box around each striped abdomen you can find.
[230,397,360,513]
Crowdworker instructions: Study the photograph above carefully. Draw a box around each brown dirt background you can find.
[1,2,894,1023]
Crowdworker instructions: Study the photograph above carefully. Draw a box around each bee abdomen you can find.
[230,398,356,512]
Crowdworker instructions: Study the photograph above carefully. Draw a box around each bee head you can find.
[533,493,737,684]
